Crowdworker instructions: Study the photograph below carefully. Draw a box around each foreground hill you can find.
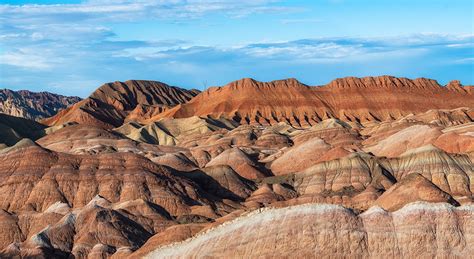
[0,140,231,258]
[42,80,200,128]
[0,89,81,120]
[154,76,474,126]
[145,202,473,258]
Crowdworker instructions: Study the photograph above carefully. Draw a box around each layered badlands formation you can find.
[42,80,200,128]
[146,202,474,258]
[152,76,474,126]
[0,76,473,258]
[0,89,81,120]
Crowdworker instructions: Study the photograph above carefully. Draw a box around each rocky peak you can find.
[445,80,467,93]
[42,80,200,128]
[325,76,442,91]
[226,78,308,91]
[91,80,199,110]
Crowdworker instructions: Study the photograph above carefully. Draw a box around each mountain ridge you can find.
[151,76,473,126]
[0,89,81,120]
[41,80,200,128]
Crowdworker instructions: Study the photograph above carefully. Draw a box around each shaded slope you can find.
[0,114,46,146]
[115,116,237,146]
[382,145,473,198]
[151,78,333,126]
[0,141,234,257]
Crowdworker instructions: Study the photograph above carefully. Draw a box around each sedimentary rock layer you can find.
[153,76,474,127]
[42,80,199,128]
[146,202,474,258]
[0,89,81,120]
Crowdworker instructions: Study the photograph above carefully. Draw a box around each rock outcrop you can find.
[382,145,473,200]
[0,144,212,215]
[0,89,81,120]
[115,116,237,146]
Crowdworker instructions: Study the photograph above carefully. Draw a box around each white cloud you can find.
[2,31,471,71]
[0,49,54,69]
[453,57,474,64]
[242,42,363,60]
[0,1,296,24]
[69,33,473,66]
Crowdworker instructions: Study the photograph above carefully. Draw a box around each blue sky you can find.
[0,0,472,97]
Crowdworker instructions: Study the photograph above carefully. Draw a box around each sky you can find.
[0,0,473,97]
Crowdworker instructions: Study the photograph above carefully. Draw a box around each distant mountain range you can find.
[3,77,473,127]
[0,89,81,120]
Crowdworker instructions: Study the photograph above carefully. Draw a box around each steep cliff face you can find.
[150,78,333,126]
[0,89,81,120]
[145,202,474,258]
[42,80,199,128]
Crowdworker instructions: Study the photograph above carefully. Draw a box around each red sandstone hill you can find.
[150,76,474,127]
[41,80,200,128]
[42,76,474,129]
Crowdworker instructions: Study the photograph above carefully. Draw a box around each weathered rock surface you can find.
[115,116,237,146]
[270,137,331,175]
[154,76,474,127]
[0,144,213,215]
[0,143,233,258]
[382,145,473,200]
[146,202,474,258]
[36,124,184,160]
[0,89,81,120]
[374,173,459,211]
[3,109,472,258]
[205,147,269,179]
[364,124,443,157]
[131,223,206,258]
[42,80,199,128]
[0,76,473,258]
